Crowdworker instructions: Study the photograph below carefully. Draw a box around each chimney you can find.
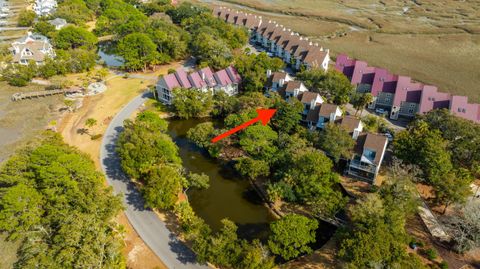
[266,69,272,77]
[279,78,285,87]
[353,129,360,140]
[309,41,313,45]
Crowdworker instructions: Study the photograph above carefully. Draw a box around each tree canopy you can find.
[172,88,213,119]
[234,53,285,92]
[54,25,98,50]
[0,132,124,268]
[117,111,181,179]
[297,69,354,105]
[268,214,318,260]
[318,122,355,163]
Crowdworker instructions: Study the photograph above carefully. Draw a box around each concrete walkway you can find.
[100,91,208,269]
[417,201,450,242]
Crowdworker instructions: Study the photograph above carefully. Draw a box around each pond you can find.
[167,118,337,246]
[97,41,124,68]
[167,118,276,240]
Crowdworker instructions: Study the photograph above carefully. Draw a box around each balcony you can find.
[348,160,376,173]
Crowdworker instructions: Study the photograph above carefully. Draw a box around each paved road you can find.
[100,92,208,269]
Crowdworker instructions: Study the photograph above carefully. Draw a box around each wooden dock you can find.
[11,89,82,101]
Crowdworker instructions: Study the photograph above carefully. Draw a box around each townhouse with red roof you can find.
[212,7,330,72]
[156,66,241,104]
[336,54,480,123]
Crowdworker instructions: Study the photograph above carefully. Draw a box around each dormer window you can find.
[462,108,466,113]
[379,77,384,82]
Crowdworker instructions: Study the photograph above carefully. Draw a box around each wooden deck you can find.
[11,89,82,101]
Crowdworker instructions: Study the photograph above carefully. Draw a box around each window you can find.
[458,108,462,112]
[462,108,466,113]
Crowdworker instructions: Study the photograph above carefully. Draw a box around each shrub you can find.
[425,248,437,260]
[439,261,448,269]
[90,134,103,140]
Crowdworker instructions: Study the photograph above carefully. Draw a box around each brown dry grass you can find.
[198,0,480,102]
[0,81,63,162]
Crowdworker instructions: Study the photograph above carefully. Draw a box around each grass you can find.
[198,0,480,102]
[0,233,21,269]
[0,81,63,163]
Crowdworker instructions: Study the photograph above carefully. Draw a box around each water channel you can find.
[167,118,337,245]
[97,41,124,68]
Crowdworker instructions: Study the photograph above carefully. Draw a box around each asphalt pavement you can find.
[100,91,208,269]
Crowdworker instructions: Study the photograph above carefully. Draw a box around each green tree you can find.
[172,88,213,119]
[1,63,37,86]
[54,26,98,50]
[166,2,209,24]
[271,98,303,134]
[174,201,210,241]
[185,172,210,190]
[117,113,181,179]
[318,122,355,163]
[351,92,373,116]
[234,53,285,92]
[422,109,480,177]
[55,0,95,25]
[268,214,318,260]
[394,120,452,183]
[143,165,183,210]
[33,21,57,38]
[239,239,276,269]
[186,122,215,148]
[235,157,270,180]
[435,168,473,214]
[297,69,354,105]
[85,118,97,128]
[239,124,278,161]
[117,33,160,71]
[17,10,36,27]
[0,184,43,240]
[212,91,239,117]
[338,167,422,269]
[0,132,125,268]
[191,32,232,70]
[193,219,242,267]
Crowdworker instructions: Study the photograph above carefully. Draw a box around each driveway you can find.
[100,91,208,269]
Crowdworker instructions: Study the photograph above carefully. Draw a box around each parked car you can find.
[383,132,394,142]
[375,108,388,116]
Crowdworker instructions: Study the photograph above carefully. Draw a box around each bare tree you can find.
[443,201,480,253]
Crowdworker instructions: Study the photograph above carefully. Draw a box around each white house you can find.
[338,115,364,140]
[10,32,55,65]
[33,0,57,16]
[347,133,388,184]
[48,18,67,30]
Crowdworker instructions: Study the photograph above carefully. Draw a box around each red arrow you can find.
[211,109,277,143]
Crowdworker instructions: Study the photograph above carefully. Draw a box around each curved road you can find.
[100,91,208,269]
